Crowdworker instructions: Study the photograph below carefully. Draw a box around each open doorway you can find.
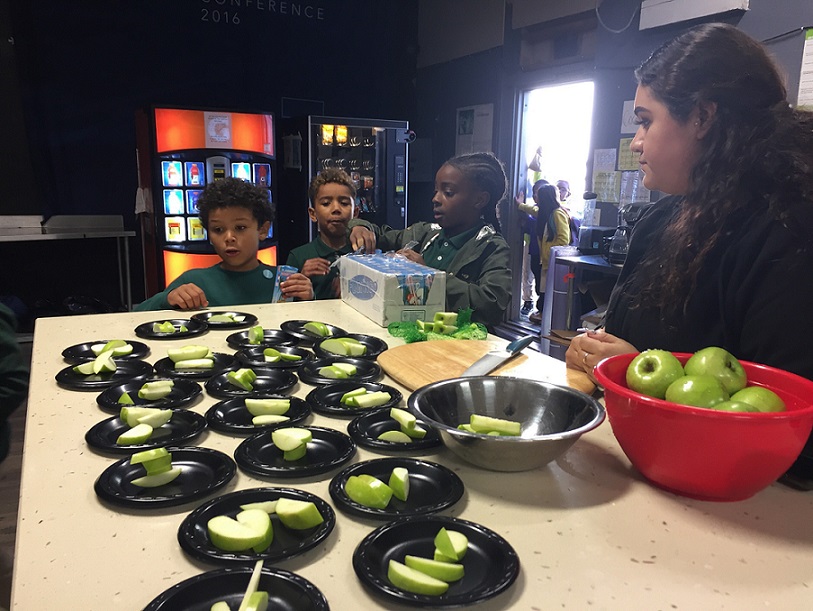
[512,79,594,325]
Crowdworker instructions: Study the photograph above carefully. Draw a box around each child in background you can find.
[286,169,357,299]
[349,151,512,327]
[135,177,313,311]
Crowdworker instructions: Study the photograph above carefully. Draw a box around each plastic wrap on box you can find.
[339,254,446,326]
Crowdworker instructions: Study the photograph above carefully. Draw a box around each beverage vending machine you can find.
[276,116,411,260]
[136,106,277,298]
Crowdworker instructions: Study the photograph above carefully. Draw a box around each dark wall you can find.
[8,0,418,226]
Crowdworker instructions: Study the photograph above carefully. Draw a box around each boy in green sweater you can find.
[135,177,313,311]
[285,169,357,299]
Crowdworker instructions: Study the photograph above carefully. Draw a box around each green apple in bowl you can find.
[626,349,684,399]
[665,375,729,408]
[684,347,747,395]
[730,386,786,412]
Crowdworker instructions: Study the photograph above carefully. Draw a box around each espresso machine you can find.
[607,203,649,265]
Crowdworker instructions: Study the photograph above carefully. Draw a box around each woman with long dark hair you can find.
[566,23,813,482]
[528,183,571,323]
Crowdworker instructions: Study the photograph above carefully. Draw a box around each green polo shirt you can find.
[421,224,483,272]
[286,236,353,300]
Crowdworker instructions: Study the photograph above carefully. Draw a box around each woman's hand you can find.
[280,273,314,301]
[167,283,208,310]
[566,329,638,382]
[349,226,377,253]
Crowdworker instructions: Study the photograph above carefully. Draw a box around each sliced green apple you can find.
[131,466,182,488]
[404,555,464,582]
[167,345,210,362]
[174,358,215,369]
[469,414,521,436]
[434,528,468,561]
[377,430,412,443]
[245,398,291,416]
[92,349,117,374]
[271,427,312,451]
[136,409,173,428]
[390,408,416,430]
[242,591,268,611]
[72,361,97,375]
[303,321,330,337]
[352,391,391,408]
[207,514,268,552]
[340,387,368,404]
[403,425,427,440]
[248,325,265,345]
[331,362,357,376]
[387,559,449,596]
[235,509,274,553]
[283,444,307,461]
[141,453,173,476]
[320,338,351,356]
[252,414,290,427]
[388,467,409,502]
[344,474,393,509]
[116,423,153,446]
[138,381,174,401]
[279,352,302,362]
[274,498,324,529]
[117,391,134,405]
[262,347,280,363]
[317,365,348,379]
[210,602,231,611]
[227,368,257,391]
[129,447,169,465]
[240,500,278,514]
[209,314,237,323]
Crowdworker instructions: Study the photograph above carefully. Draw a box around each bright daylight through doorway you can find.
[522,80,594,219]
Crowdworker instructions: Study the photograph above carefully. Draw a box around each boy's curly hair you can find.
[308,168,357,204]
[196,176,275,228]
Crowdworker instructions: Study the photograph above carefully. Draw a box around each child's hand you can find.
[300,257,331,278]
[280,273,314,301]
[167,283,208,310]
[396,248,426,266]
[350,226,376,253]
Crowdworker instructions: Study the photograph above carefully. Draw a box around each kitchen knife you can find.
[461,335,536,377]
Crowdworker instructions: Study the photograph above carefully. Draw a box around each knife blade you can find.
[461,335,536,377]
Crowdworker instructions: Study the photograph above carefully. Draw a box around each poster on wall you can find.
[798,29,813,110]
[455,104,494,155]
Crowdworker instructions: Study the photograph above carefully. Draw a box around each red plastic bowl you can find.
[594,353,813,501]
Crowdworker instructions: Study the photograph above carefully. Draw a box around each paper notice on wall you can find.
[798,29,813,110]
[617,138,639,171]
[455,104,494,155]
[593,148,617,172]
[620,100,637,134]
[593,170,621,203]
[620,170,651,205]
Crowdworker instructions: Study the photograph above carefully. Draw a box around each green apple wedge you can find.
[92,349,117,374]
[208,314,237,323]
[344,474,393,509]
[402,424,427,440]
[141,454,173,476]
[210,602,231,611]
[262,348,280,363]
[121,406,164,427]
[303,321,330,337]
[228,368,257,391]
[320,338,351,356]
[116,423,153,446]
[338,337,367,356]
[434,528,468,561]
[340,387,368,404]
[377,430,412,443]
[237,560,266,611]
[252,415,291,427]
[241,592,269,611]
[283,444,307,461]
[387,560,449,596]
[390,408,416,431]
[129,447,169,465]
[469,414,521,436]
[349,391,391,409]
[91,340,133,357]
[244,398,291,417]
[331,362,357,376]
[136,409,173,428]
[240,500,278,513]
[388,467,410,502]
[317,365,348,379]
[271,428,312,451]
[131,466,182,488]
[117,391,134,405]
[274,498,324,529]
[404,555,464,582]
[72,360,97,375]
[207,512,270,552]
[235,509,274,552]
[167,345,210,363]
[248,325,265,345]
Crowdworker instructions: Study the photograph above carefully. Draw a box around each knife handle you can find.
[506,335,535,355]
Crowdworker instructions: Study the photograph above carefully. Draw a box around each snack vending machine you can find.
[136,106,277,298]
[276,115,411,260]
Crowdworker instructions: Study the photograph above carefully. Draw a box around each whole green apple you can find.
[626,349,685,399]
[664,375,729,408]
[712,400,761,413]
[730,386,786,413]
[684,347,747,395]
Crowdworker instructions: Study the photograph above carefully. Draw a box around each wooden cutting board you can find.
[377,340,595,394]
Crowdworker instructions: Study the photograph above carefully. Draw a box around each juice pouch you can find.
[272,265,299,303]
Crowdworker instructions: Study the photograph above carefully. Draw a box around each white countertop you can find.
[11,301,813,610]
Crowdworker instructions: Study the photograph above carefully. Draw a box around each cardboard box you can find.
[339,254,446,327]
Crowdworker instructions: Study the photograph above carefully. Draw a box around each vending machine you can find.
[276,116,411,261]
[136,106,277,297]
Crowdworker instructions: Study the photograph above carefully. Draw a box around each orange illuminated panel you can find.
[154,108,274,155]
[162,246,277,288]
